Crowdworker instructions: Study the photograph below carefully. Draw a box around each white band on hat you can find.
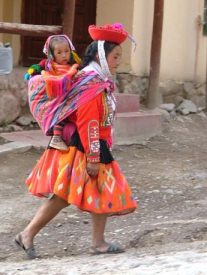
[98,40,112,79]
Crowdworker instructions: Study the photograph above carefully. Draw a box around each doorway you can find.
[21,0,97,66]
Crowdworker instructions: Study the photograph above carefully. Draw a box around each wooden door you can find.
[21,0,96,66]
[72,0,97,56]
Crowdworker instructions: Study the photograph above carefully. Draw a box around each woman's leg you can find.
[19,195,68,249]
[91,213,125,253]
[91,213,109,251]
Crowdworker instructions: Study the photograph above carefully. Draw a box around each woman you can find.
[15,23,137,259]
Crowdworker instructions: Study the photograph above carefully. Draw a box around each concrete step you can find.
[0,130,50,149]
[0,141,32,155]
[0,111,162,147]
[114,110,162,145]
[115,93,140,112]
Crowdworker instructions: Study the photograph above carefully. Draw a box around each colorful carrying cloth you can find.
[41,63,76,98]
[28,70,114,135]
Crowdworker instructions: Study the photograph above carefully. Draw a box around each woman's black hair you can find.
[80,41,119,69]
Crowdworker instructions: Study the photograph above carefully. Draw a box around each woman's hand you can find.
[86,162,100,177]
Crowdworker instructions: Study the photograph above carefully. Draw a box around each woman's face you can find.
[53,41,71,65]
[106,45,122,75]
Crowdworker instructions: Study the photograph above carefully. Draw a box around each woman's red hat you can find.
[88,23,128,44]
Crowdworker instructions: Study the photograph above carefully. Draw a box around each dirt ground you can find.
[1,113,207,264]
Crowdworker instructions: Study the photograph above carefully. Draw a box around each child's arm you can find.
[66,63,79,77]
[42,63,79,99]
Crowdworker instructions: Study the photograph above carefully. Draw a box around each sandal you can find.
[90,243,125,255]
[14,233,37,259]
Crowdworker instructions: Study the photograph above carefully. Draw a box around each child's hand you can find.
[67,64,79,77]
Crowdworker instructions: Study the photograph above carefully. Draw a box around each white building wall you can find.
[131,0,154,76]
[160,0,205,82]
[96,0,134,72]
[131,0,206,82]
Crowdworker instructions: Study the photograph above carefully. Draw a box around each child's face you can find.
[53,41,71,65]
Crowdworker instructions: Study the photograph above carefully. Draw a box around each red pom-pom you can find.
[39,59,47,69]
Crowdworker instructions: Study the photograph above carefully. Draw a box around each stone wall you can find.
[0,68,206,126]
[0,67,28,125]
[117,73,206,108]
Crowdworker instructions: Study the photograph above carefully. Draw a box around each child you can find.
[25,35,81,151]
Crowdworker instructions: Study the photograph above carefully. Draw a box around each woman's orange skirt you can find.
[26,147,137,215]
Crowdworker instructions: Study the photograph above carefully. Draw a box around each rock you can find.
[181,108,190,115]
[0,91,21,125]
[0,127,4,133]
[189,94,205,109]
[141,77,149,89]
[160,103,175,112]
[11,85,28,107]
[174,95,184,106]
[170,110,177,119]
[159,80,183,96]
[0,78,9,90]
[6,124,23,131]
[55,223,63,228]
[197,87,205,96]
[183,82,195,95]
[177,99,197,114]
[16,116,32,126]
[197,111,206,118]
[176,116,184,122]
[155,107,171,122]
[197,107,205,112]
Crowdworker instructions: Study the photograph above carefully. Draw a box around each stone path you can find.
[1,117,207,275]
[1,249,207,275]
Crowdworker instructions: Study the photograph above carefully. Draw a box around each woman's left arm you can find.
[75,93,103,176]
